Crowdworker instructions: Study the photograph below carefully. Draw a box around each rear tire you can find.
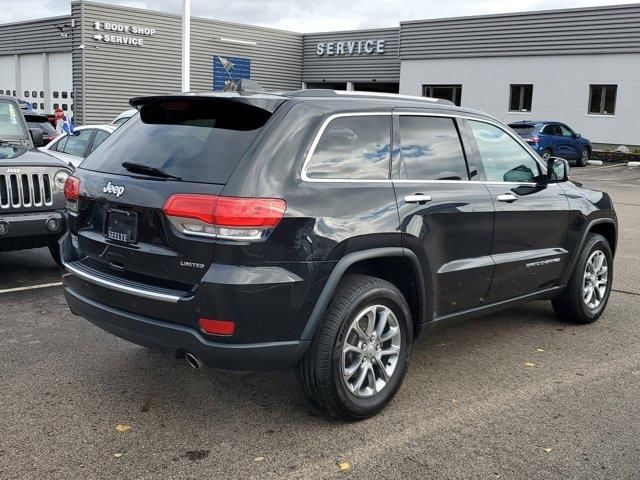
[552,233,613,324]
[577,147,589,167]
[541,149,553,161]
[297,275,413,420]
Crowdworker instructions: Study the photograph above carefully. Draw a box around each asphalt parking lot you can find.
[1,163,639,479]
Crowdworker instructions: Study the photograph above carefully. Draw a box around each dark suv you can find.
[1,96,72,264]
[60,88,617,419]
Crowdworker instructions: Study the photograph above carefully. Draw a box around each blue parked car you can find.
[509,121,592,167]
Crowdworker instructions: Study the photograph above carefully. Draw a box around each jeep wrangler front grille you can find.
[0,173,53,209]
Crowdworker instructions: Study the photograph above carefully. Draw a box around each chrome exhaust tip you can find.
[185,352,203,370]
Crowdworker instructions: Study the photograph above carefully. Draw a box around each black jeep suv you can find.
[0,96,72,264]
[60,88,617,419]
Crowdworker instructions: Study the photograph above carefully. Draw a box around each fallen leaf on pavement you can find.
[338,461,351,471]
[524,363,536,367]
[254,456,265,462]
[115,424,132,433]
[536,349,545,353]
[451,399,460,404]
[113,453,123,458]
[543,448,552,453]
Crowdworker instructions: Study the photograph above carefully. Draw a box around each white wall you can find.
[400,54,640,146]
[0,56,15,95]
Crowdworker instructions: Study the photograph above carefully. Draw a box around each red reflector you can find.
[64,176,80,201]
[163,194,286,228]
[198,318,235,336]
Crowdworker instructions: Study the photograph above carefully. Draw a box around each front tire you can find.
[541,149,553,161]
[552,233,613,324]
[297,275,413,420]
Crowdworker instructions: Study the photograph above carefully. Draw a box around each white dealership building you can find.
[1,1,639,145]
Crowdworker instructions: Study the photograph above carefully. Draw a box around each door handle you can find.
[497,193,518,203]
[404,194,432,204]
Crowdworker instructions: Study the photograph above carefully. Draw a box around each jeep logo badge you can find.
[103,181,125,197]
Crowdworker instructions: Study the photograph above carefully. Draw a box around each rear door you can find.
[392,111,495,318]
[464,118,570,303]
[558,124,579,159]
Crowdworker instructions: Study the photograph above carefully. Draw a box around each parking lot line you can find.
[0,282,63,295]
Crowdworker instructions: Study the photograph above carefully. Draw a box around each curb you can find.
[587,160,603,166]
[628,161,640,167]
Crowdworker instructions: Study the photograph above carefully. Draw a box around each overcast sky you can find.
[3,0,638,31]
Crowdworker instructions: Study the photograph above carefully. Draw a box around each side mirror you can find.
[29,127,44,147]
[574,133,582,138]
[547,157,569,183]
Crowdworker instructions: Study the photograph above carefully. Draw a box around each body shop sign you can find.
[316,39,385,56]
[92,21,156,47]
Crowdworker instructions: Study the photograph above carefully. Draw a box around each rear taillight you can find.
[64,176,80,201]
[524,136,540,144]
[162,194,286,241]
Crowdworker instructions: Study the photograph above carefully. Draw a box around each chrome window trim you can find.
[300,112,394,184]
[300,110,549,185]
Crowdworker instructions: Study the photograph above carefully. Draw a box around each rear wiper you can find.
[122,161,182,180]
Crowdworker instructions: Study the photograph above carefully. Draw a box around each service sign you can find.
[316,39,385,56]
[92,20,156,47]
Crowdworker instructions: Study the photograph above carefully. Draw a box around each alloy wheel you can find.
[583,250,608,310]
[341,305,402,398]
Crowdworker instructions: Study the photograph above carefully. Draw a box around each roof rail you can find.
[283,89,453,105]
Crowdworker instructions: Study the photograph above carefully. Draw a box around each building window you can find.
[32,102,37,109]
[509,85,533,112]
[589,85,617,115]
[32,91,37,98]
[62,91,68,99]
[40,91,44,98]
[70,92,74,99]
[62,104,68,111]
[422,85,462,106]
[53,91,59,99]
[53,103,59,110]
[24,91,29,98]
[40,103,44,110]
[4,90,9,95]
[12,90,16,97]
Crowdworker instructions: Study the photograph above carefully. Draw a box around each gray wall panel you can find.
[400,4,640,59]
[0,16,72,55]
[72,0,302,124]
[303,28,400,82]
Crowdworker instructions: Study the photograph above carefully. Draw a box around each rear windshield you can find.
[81,100,271,184]
[509,125,537,136]
[27,119,56,135]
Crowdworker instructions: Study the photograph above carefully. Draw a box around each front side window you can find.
[423,85,462,106]
[509,85,533,112]
[305,115,391,180]
[61,130,93,157]
[559,125,575,137]
[589,85,617,115]
[0,100,27,138]
[397,116,468,181]
[469,120,542,183]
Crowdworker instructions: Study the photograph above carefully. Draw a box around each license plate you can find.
[106,209,138,244]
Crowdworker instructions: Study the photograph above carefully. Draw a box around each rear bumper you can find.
[64,286,310,371]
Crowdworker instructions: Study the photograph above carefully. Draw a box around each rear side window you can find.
[305,115,390,180]
[81,100,272,184]
[397,116,468,181]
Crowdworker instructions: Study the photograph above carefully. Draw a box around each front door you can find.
[392,112,495,318]
[465,119,570,303]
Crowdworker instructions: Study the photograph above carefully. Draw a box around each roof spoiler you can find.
[129,92,286,114]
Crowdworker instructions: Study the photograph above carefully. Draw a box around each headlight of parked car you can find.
[54,170,70,191]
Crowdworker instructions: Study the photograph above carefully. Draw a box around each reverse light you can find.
[198,318,235,336]
[163,194,286,241]
[64,176,81,201]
